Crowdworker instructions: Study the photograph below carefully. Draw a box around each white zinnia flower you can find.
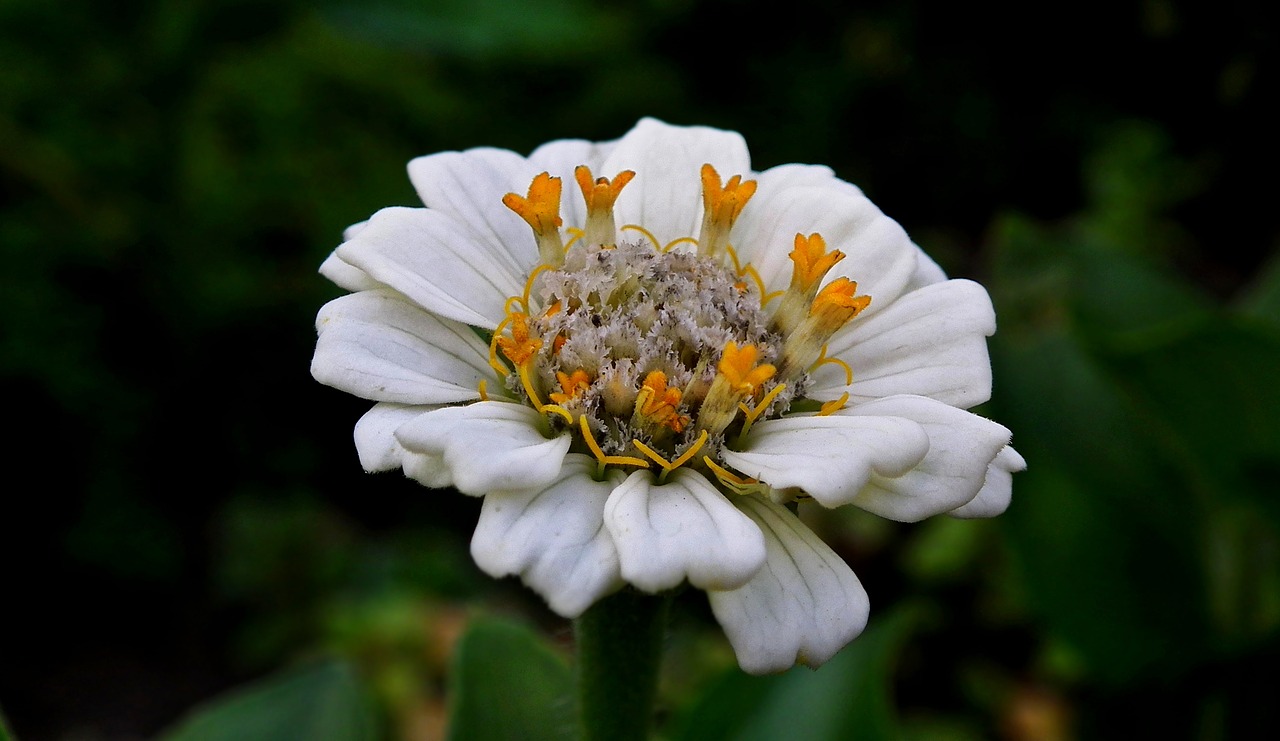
[311,118,1024,674]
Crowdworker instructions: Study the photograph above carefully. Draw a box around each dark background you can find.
[2,0,1278,738]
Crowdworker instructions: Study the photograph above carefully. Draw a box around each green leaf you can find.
[447,615,575,741]
[992,329,1213,685]
[158,660,375,741]
[670,607,917,741]
[0,707,14,741]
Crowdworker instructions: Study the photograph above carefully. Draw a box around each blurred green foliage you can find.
[2,0,1277,739]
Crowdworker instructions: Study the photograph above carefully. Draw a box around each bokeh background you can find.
[2,0,1278,739]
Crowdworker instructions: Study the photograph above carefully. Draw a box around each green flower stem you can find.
[575,588,672,741]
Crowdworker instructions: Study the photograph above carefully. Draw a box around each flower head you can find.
[312,118,1024,674]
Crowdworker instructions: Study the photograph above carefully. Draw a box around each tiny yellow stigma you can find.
[503,172,565,265]
[789,233,846,290]
[718,341,776,396]
[496,312,543,367]
[549,369,592,405]
[633,370,689,433]
[698,163,757,258]
[575,166,635,248]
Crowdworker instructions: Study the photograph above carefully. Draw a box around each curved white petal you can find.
[312,290,496,405]
[353,402,436,472]
[394,401,571,495]
[336,207,522,328]
[904,247,948,291]
[353,403,455,488]
[833,395,1011,521]
[342,219,370,241]
[603,117,751,248]
[402,448,454,489]
[708,495,869,674]
[471,455,626,617]
[735,184,918,316]
[319,250,380,292]
[950,445,1026,519]
[528,138,617,231]
[407,147,541,280]
[604,468,766,592]
[722,413,929,511]
[732,163,858,265]
[816,279,997,409]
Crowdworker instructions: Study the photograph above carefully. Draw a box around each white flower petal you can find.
[336,207,522,328]
[353,402,436,472]
[735,184,918,317]
[342,219,370,241]
[394,401,571,495]
[603,117,751,248]
[834,395,1011,521]
[950,445,1026,519]
[604,468,766,592]
[353,403,455,488]
[471,455,626,617]
[528,138,617,231]
[721,415,930,510]
[402,448,454,489]
[733,163,860,265]
[312,290,494,405]
[904,247,948,291]
[407,148,541,280]
[818,279,997,408]
[319,250,380,292]
[708,495,869,674]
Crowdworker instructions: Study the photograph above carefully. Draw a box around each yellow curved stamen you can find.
[662,236,699,253]
[541,403,574,424]
[739,383,787,427]
[633,430,709,482]
[811,345,854,386]
[517,364,546,410]
[477,379,489,401]
[579,416,650,471]
[818,392,850,416]
[723,245,783,307]
[702,456,765,495]
[621,224,662,251]
[564,227,584,251]
[488,314,515,378]
[668,429,710,471]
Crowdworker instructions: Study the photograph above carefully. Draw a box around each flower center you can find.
[495,164,871,481]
